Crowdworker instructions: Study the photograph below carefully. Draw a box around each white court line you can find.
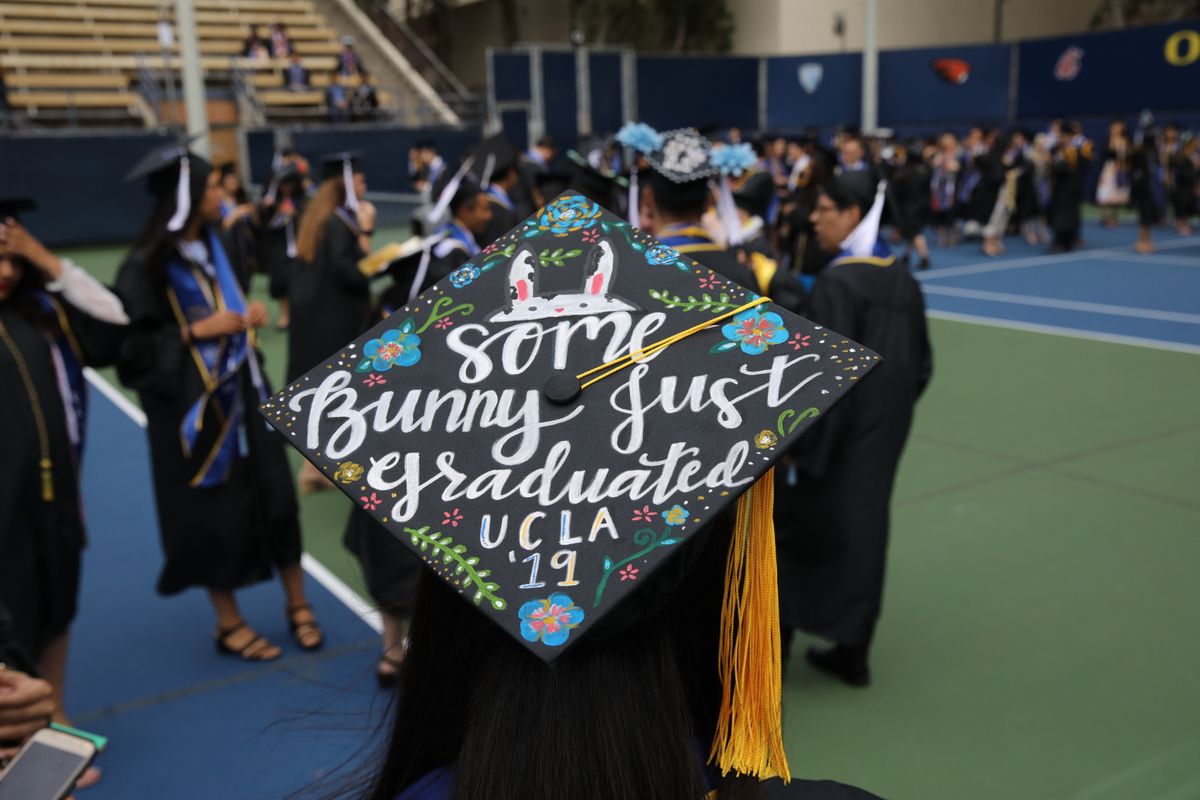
[82,368,382,634]
[921,285,1200,324]
[916,234,1200,281]
[927,310,1200,356]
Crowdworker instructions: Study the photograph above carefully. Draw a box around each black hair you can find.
[362,514,760,800]
[648,170,709,220]
[131,159,214,267]
[820,176,871,217]
[535,135,556,150]
[0,252,60,336]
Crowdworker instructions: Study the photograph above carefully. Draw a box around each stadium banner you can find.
[879,43,1011,126]
[765,53,862,130]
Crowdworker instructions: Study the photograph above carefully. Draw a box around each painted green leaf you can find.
[355,359,374,372]
[709,340,739,354]
[603,557,612,571]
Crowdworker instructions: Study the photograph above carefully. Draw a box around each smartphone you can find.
[0,727,96,800]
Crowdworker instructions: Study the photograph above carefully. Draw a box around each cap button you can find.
[543,371,582,405]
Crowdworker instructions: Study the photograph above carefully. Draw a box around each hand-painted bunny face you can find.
[486,239,640,323]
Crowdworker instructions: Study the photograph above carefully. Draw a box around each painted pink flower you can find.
[482,242,500,254]
[631,504,658,523]
[360,492,381,511]
[364,373,387,387]
[698,274,720,290]
[791,333,811,350]
[619,565,639,581]
[434,318,454,330]
[442,507,464,527]
[581,228,600,244]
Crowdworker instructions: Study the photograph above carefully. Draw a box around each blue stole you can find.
[524,148,547,168]
[36,293,88,462]
[432,221,480,259]
[486,184,514,212]
[166,229,262,488]
[657,222,722,252]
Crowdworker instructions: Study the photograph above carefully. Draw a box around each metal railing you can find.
[349,0,480,121]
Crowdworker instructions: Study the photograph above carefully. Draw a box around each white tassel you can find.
[408,242,433,302]
[285,220,297,258]
[480,153,496,190]
[428,156,475,229]
[840,181,887,258]
[342,158,359,213]
[715,178,744,246]
[628,168,639,226]
[787,154,810,192]
[167,155,191,232]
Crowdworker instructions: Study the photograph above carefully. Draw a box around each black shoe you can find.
[806,644,871,687]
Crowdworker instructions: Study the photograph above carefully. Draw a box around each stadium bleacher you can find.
[0,0,364,125]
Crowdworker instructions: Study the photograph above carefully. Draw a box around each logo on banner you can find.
[931,58,970,85]
[1054,46,1084,80]
[1164,30,1200,66]
[798,62,824,94]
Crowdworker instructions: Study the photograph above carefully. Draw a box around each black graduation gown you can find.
[890,160,932,240]
[1048,141,1093,240]
[0,292,122,656]
[257,196,305,301]
[287,211,372,382]
[342,508,423,616]
[114,234,302,595]
[1169,150,1197,219]
[1130,145,1165,227]
[775,252,932,647]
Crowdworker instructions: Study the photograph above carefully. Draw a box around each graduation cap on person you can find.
[468,134,518,189]
[260,191,881,782]
[321,150,363,212]
[125,136,212,232]
[827,169,887,258]
[0,197,36,222]
[564,137,627,213]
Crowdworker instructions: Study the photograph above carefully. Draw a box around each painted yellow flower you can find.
[334,461,364,484]
[754,430,779,449]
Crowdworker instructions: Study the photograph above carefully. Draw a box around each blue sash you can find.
[486,185,515,212]
[830,238,893,266]
[166,229,262,488]
[432,222,480,259]
[658,223,721,252]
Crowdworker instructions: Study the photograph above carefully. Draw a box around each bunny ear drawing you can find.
[505,246,539,307]
[582,239,616,297]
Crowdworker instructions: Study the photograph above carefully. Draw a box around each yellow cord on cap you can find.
[576,296,770,390]
[709,467,791,782]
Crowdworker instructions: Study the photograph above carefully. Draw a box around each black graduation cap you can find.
[261,192,879,780]
[0,197,36,221]
[733,171,775,220]
[468,134,519,187]
[565,143,627,213]
[321,150,363,182]
[125,137,212,231]
[829,168,877,215]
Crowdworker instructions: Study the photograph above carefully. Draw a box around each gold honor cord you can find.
[0,320,55,502]
[575,296,771,391]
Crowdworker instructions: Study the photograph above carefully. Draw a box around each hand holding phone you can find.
[0,727,95,800]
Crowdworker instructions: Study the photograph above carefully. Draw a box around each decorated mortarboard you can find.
[124,136,211,232]
[0,197,36,220]
[260,192,880,781]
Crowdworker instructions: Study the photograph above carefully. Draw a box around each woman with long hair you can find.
[114,142,322,661]
[1096,119,1131,230]
[0,200,126,743]
[257,161,306,330]
[288,152,375,493]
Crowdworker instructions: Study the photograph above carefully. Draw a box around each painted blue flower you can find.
[519,593,585,647]
[362,328,421,371]
[616,121,664,155]
[709,142,758,177]
[535,194,603,236]
[449,264,480,288]
[718,309,789,356]
[645,243,679,267]
[663,504,689,526]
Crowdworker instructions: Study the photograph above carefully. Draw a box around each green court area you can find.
[69,238,1200,800]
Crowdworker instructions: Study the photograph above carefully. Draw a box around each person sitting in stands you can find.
[326,70,350,122]
[283,51,309,91]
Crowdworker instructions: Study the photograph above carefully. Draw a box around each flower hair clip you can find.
[616,122,663,155]
[709,142,758,178]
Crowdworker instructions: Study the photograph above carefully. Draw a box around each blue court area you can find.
[65,389,385,799]
[916,223,1200,351]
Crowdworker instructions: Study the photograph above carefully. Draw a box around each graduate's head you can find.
[645,171,709,223]
[0,198,36,302]
[812,171,874,253]
[0,252,23,302]
[839,135,865,166]
[441,173,489,236]
[127,141,217,258]
[218,162,241,197]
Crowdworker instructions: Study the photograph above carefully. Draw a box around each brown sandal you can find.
[287,603,324,651]
[216,622,281,662]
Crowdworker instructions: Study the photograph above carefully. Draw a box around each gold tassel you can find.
[40,458,54,503]
[709,467,790,782]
